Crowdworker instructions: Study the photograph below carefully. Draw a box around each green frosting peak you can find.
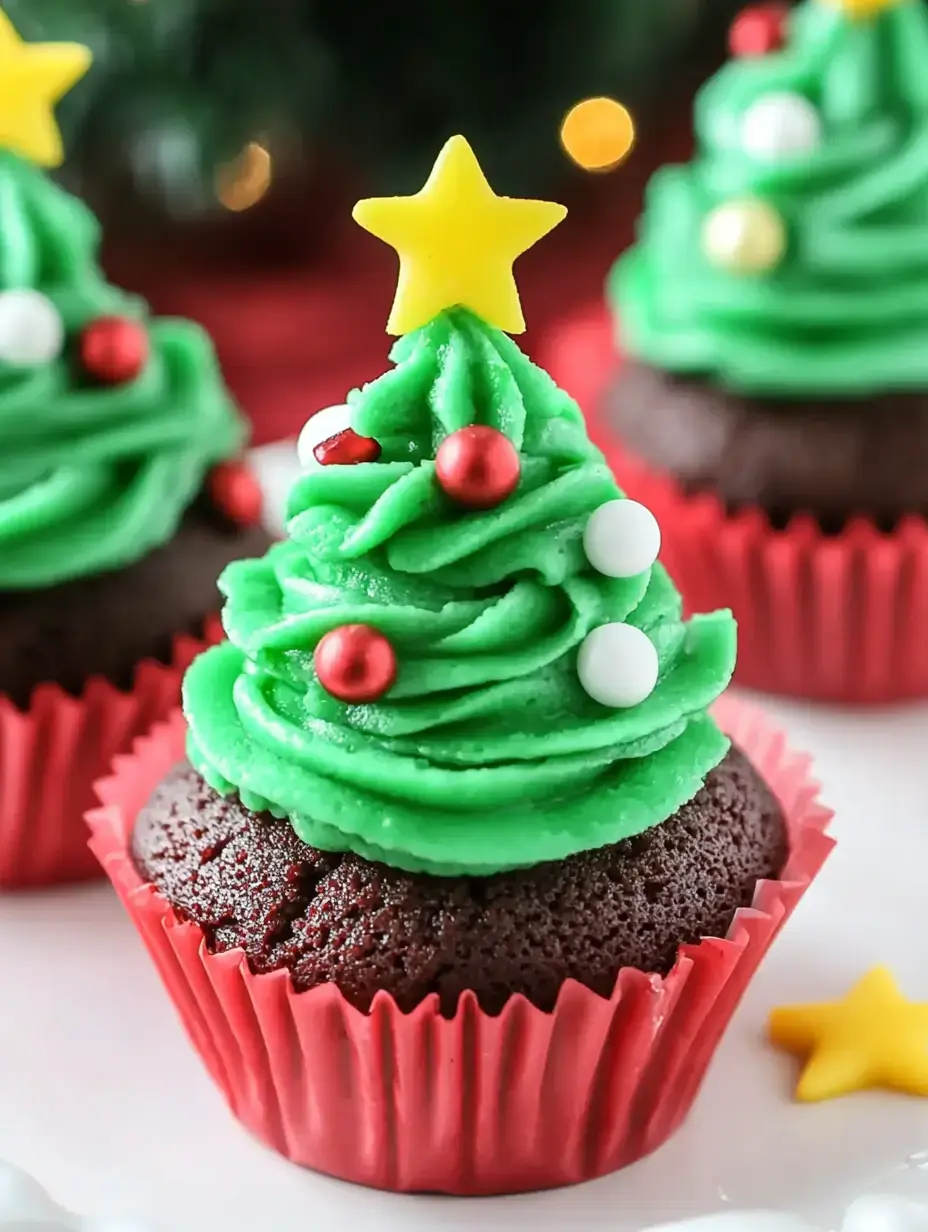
[0,151,245,589]
[611,0,928,397]
[185,309,736,876]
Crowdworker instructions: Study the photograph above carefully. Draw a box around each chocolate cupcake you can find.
[595,0,928,701]
[0,19,270,887]
[132,745,787,1016]
[92,136,832,1194]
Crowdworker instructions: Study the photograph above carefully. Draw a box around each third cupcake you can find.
[583,0,928,702]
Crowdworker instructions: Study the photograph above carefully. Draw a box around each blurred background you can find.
[11,0,751,443]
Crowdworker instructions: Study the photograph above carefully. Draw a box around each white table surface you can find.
[2,442,928,1231]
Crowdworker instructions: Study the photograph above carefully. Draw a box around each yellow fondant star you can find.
[0,9,92,168]
[821,0,904,19]
[769,967,928,1103]
[352,135,567,336]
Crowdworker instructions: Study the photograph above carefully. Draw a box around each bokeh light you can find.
[216,141,273,212]
[560,97,636,172]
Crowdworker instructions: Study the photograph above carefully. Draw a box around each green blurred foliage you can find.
[7,0,745,225]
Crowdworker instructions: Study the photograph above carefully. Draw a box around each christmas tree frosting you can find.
[185,137,736,877]
[612,0,928,396]
[0,13,245,589]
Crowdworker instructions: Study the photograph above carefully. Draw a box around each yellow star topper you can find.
[352,135,567,336]
[769,967,928,1103]
[821,0,904,19]
[0,9,92,168]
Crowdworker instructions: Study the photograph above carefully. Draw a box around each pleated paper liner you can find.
[0,617,221,890]
[542,304,928,704]
[87,696,833,1196]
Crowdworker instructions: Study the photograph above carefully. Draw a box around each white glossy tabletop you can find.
[1,442,927,1231]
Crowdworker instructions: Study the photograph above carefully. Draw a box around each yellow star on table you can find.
[821,0,904,19]
[769,967,928,1103]
[0,9,92,168]
[352,135,567,336]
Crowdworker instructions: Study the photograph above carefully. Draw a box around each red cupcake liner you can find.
[543,304,928,703]
[0,618,221,890]
[87,695,832,1195]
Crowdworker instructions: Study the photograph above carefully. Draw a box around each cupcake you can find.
[0,19,269,887]
[558,0,928,703]
[89,136,832,1194]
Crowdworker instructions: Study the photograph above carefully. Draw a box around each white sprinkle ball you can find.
[741,92,822,162]
[577,622,659,709]
[702,198,787,274]
[584,499,661,578]
[841,1195,928,1232]
[296,403,355,469]
[0,290,65,366]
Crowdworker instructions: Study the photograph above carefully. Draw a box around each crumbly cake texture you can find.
[132,746,787,1016]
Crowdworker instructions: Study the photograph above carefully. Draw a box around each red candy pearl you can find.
[315,624,397,703]
[315,428,382,467]
[435,425,520,510]
[729,4,789,57]
[209,461,264,527]
[80,316,150,384]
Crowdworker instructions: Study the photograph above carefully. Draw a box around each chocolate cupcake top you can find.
[184,136,737,878]
[611,0,928,397]
[0,16,245,590]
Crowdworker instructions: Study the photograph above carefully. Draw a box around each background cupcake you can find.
[90,138,833,1195]
[579,0,928,702]
[0,16,269,888]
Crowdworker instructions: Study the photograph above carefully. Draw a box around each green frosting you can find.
[611,0,928,396]
[0,151,245,589]
[185,308,736,876]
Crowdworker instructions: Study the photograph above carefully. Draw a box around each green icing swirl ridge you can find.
[185,309,736,876]
[611,0,928,396]
[0,152,245,588]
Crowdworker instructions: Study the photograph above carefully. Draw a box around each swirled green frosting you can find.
[185,308,736,876]
[0,151,245,589]
[611,0,928,396]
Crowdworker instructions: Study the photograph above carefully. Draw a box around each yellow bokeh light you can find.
[216,142,273,212]
[560,97,636,172]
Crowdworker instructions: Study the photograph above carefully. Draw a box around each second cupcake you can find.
[0,18,270,887]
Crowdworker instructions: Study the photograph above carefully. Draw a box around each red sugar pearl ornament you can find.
[79,316,150,385]
[314,428,382,467]
[209,460,264,527]
[435,425,520,510]
[315,624,397,704]
[729,4,789,57]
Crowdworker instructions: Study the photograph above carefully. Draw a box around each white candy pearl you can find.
[296,403,355,469]
[584,499,661,578]
[842,1196,928,1232]
[0,290,65,366]
[577,623,659,709]
[703,199,787,274]
[0,1160,63,1222]
[741,92,822,161]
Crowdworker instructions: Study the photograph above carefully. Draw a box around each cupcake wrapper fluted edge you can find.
[86,695,833,1195]
[542,306,928,704]
[0,617,221,890]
